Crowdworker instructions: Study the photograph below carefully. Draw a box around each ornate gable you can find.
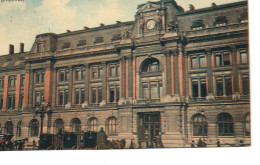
[137,2,161,13]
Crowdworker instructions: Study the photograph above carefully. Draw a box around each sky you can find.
[0,0,245,55]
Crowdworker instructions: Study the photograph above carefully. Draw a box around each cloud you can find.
[85,0,126,27]
[35,0,77,32]
[0,1,26,16]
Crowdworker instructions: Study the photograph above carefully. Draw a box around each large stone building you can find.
[0,0,249,148]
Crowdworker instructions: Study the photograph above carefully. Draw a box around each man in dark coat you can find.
[97,127,107,147]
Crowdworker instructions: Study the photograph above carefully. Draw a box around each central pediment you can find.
[137,2,161,13]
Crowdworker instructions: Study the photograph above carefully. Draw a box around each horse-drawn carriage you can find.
[38,128,126,150]
[0,134,28,151]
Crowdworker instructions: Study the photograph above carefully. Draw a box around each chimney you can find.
[9,44,14,54]
[20,43,24,53]
[116,21,122,24]
[100,23,105,27]
[84,26,89,29]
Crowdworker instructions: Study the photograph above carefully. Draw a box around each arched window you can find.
[54,118,64,134]
[29,119,39,137]
[217,113,234,136]
[244,113,250,136]
[17,121,22,137]
[88,117,98,132]
[71,118,81,134]
[4,121,13,134]
[192,114,207,137]
[106,117,117,136]
[141,58,160,72]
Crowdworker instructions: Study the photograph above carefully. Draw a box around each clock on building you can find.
[146,20,156,30]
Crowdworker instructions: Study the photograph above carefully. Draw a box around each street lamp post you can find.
[201,110,205,141]
[34,97,52,136]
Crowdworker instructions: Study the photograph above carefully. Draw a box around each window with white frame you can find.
[59,69,69,82]
[107,117,117,136]
[191,78,207,98]
[75,67,86,81]
[92,66,103,79]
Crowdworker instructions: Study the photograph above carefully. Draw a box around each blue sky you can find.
[0,0,245,55]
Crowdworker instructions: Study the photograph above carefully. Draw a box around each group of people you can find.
[191,138,208,148]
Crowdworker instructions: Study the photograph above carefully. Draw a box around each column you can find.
[66,66,73,109]
[173,50,180,96]
[2,75,8,111]
[165,52,172,96]
[28,69,34,110]
[52,68,57,108]
[100,62,107,107]
[15,74,21,109]
[178,45,185,97]
[44,67,54,104]
[23,65,30,111]
[184,54,190,101]
[119,57,126,105]
[231,46,240,100]
[128,56,133,99]
[82,64,90,108]
[206,49,215,101]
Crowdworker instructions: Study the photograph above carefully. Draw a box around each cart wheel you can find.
[95,145,102,149]
[77,145,84,149]
[47,146,55,150]
[72,146,77,150]
[55,146,62,150]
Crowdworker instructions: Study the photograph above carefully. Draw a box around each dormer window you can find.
[77,40,87,47]
[94,37,104,44]
[62,42,71,49]
[37,43,43,53]
[191,20,204,30]
[111,34,121,42]
[214,16,228,27]
[239,12,248,23]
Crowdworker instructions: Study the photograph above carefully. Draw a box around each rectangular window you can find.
[0,78,4,88]
[192,81,199,98]
[242,76,249,95]
[64,90,68,105]
[8,76,16,88]
[58,91,64,105]
[98,87,102,103]
[216,79,224,96]
[225,78,232,96]
[81,90,85,104]
[92,67,98,79]
[21,75,25,87]
[91,88,97,103]
[150,83,158,99]
[109,88,115,102]
[200,81,207,98]
[7,94,15,109]
[116,86,120,102]
[159,82,163,99]
[19,94,24,109]
[199,56,206,68]
[215,54,222,67]
[59,70,65,82]
[223,53,230,66]
[110,65,116,77]
[75,68,85,81]
[240,51,248,64]
[75,90,80,105]
[35,71,45,84]
[143,83,149,99]
[0,95,3,109]
[215,52,231,67]
[191,57,199,69]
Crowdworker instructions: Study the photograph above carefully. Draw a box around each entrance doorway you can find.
[138,112,161,148]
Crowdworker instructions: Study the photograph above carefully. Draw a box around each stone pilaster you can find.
[52,68,57,108]
[173,50,181,101]
[119,57,126,105]
[128,56,133,99]
[82,64,90,108]
[65,66,73,109]
[100,62,107,107]
[206,49,215,101]
[231,46,240,101]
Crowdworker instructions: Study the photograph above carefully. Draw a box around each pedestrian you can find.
[217,139,221,147]
[191,140,196,148]
[197,138,203,147]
